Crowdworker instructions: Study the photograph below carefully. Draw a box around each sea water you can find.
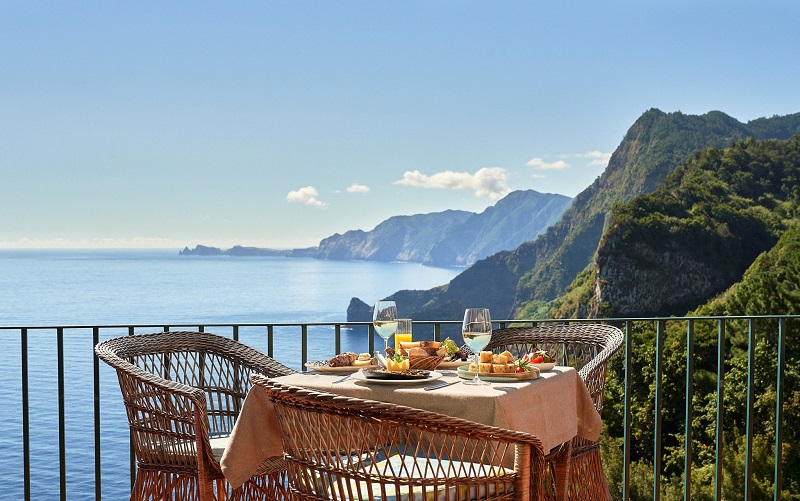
[0,249,461,500]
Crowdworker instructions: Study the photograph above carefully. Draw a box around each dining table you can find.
[221,365,603,492]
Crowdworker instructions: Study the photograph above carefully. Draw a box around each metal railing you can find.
[1,315,795,500]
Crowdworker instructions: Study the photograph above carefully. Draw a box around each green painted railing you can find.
[1,315,795,500]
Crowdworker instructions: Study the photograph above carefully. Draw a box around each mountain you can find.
[181,190,572,268]
[428,190,572,267]
[316,210,473,262]
[316,190,572,266]
[367,109,800,321]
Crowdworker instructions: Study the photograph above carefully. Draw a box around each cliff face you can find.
[594,241,743,317]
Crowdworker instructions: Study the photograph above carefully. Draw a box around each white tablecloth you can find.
[221,366,602,489]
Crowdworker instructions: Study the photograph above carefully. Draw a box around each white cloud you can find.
[395,167,510,201]
[582,150,612,167]
[526,157,570,170]
[286,186,328,208]
[346,183,370,193]
[527,150,612,170]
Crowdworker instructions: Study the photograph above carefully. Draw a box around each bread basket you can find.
[408,354,445,371]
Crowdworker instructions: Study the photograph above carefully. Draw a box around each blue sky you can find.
[1,1,798,249]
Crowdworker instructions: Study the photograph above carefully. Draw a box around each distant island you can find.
[179,189,572,267]
[179,244,317,257]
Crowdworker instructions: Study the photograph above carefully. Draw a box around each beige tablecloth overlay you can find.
[221,367,601,489]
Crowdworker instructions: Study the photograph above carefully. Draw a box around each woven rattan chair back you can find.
[95,331,295,501]
[485,324,623,501]
[486,324,623,415]
[253,376,548,501]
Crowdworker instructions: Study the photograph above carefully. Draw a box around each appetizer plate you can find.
[456,366,538,382]
[530,362,555,372]
[305,360,378,374]
[352,370,443,385]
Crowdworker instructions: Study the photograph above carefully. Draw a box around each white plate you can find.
[305,360,379,373]
[437,360,471,370]
[352,370,443,385]
[530,362,555,371]
[455,366,538,382]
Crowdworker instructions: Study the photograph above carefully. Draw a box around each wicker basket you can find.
[408,355,445,371]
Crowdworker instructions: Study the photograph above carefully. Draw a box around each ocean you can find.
[0,249,462,500]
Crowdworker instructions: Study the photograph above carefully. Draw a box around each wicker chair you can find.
[253,376,548,501]
[485,324,624,501]
[95,331,296,501]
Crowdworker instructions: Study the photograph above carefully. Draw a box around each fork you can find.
[424,380,460,391]
[332,373,352,384]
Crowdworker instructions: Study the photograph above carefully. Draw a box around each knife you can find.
[332,373,353,384]
[424,380,461,391]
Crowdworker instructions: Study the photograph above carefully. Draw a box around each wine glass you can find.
[461,308,492,386]
[373,300,398,353]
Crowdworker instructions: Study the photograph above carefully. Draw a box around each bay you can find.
[0,249,461,499]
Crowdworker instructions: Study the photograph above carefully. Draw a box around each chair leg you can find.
[566,446,610,501]
[550,441,572,501]
[132,469,206,500]
[229,471,291,501]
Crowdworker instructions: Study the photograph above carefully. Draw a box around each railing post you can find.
[301,325,308,369]
[685,319,694,501]
[22,328,31,501]
[744,319,756,500]
[654,319,665,501]
[57,327,67,499]
[715,319,725,501]
[93,327,102,500]
[369,323,375,354]
[267,325,274,358]
[335,324,342,355]
[774,318,785,501]
[623,320,632,501]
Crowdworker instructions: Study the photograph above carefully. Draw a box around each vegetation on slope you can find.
[581,135,800,317]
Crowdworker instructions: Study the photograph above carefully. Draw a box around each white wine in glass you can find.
[462,308,492,385]
[373,300,398,353]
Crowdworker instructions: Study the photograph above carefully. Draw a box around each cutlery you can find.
[424,380,461,391]
[332,373,353,384]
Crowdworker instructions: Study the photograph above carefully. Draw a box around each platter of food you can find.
[456,365,538,382]
[305,352,378,373]
[352,369,443,385]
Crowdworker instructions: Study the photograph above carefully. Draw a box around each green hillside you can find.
[557,135,800,318]
[383,109,800,321]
